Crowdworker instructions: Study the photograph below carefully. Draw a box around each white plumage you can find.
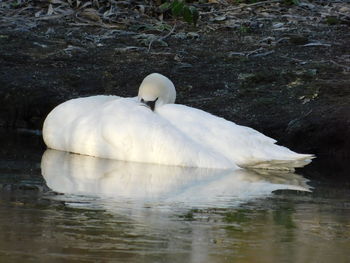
[43,73,313,170]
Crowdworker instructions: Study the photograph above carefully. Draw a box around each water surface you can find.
[0,132,349,263]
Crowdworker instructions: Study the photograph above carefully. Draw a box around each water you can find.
[0,132,349,263]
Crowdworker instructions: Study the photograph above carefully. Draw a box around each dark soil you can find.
[0,0,349,158]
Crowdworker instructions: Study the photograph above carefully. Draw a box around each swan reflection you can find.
[41,149,310,208]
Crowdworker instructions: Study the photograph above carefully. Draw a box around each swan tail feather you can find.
[244,155,314,171]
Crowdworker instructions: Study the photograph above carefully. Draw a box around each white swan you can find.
[43,73,313,170]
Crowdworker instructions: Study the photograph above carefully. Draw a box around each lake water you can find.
[0,132,349,263]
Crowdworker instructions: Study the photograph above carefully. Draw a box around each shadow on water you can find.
[0,131,349,263]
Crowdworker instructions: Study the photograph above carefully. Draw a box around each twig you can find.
[280,55,305,63]
[147,23,176,53]
[303,42,331,47]
[246,47,264,57]
[160,24,177,41]
[68,21,121,29]
[229,47,274,58]
[201,0,283,15]
[251,50,275,57]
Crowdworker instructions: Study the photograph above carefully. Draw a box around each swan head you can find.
[138,73,176,111]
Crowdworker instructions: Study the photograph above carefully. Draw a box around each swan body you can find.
[43,73,313,170]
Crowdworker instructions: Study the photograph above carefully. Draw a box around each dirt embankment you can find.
[0,0,349,157]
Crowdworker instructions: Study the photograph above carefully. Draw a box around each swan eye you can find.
[140,98,144,103]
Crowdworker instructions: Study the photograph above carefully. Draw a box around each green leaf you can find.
[182,6,193,24]
[182,6,199,25]
[159,2,172,12]
[158,1,199,25]
[171,0,185,17]
[189,6,199,25]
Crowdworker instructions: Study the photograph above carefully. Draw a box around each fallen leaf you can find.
[35,10,43,17]
[272,22,284,28]
[78,8,101,22]
[212,16,227,22]
[114,46,146,53]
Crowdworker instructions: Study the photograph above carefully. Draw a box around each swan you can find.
[43,73,313,170]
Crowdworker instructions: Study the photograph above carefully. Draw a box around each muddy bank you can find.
[0,1,349,158]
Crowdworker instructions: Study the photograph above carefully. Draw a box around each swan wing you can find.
[43,95,120,152]
[157,104,313,169]
[100,98,236,168]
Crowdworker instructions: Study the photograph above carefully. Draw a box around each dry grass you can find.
[1,0,349,30]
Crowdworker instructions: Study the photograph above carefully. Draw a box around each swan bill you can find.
[141,98,158,111]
